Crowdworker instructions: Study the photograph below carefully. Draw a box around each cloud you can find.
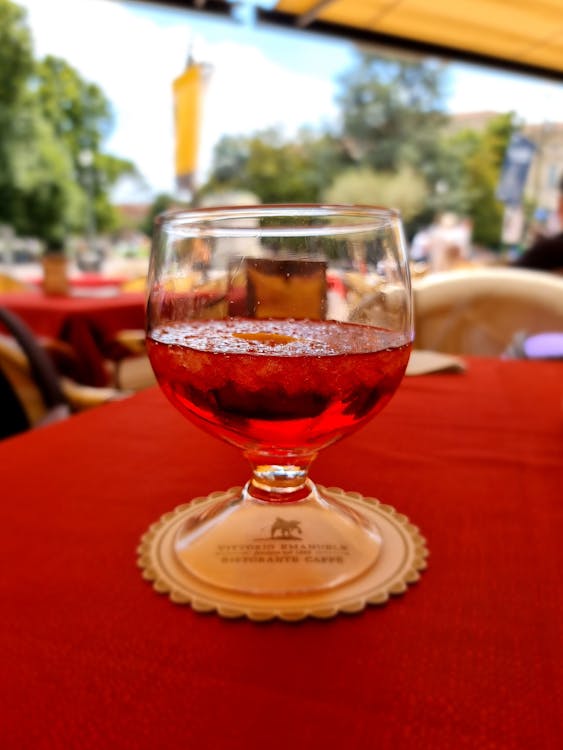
[447,64,563,124]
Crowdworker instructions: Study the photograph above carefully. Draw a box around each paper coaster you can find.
[137,486,428,621]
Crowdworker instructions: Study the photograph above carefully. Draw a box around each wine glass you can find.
[146,205,413,597]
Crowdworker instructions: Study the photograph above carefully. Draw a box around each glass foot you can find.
[173,482,382,596]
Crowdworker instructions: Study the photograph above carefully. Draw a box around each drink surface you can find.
[148,319,411,452]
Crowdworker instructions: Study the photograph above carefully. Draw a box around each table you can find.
[1,358,561,749]
[0,291,146,386]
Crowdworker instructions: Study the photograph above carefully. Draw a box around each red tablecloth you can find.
[0,358,561,749]
[0,291,146,386]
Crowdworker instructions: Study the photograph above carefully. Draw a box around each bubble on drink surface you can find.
[232,331,300,347]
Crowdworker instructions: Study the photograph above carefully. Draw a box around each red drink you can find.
[147,319,411,453]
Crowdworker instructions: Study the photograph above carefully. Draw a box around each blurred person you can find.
[427,213,473,272]
[543,172,563,236]
[526,207,549,245]
[513,173,563,273]
[512,232,563,273]
[410,224,434,263]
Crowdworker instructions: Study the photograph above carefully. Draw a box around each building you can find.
[522,122,563,214]
[449,112,563,216]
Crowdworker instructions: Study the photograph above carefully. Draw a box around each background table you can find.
[0,291,146,386]
[0,358,561,749]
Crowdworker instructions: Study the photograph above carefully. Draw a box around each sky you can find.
[14,0,563,202]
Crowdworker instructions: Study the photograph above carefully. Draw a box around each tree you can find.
[34,55,137,235]
[2,113,87,246]
[444,113,517,247]
[0,1,79,245]
[323,166,427,223]
[329,51,456,235]
[335,53,448,174]
[0,0,137,245]
[199,53,449,215]
[34,56,113,159]
[198,47,515,248]
[199,127,348,204]
[0,0,32,107]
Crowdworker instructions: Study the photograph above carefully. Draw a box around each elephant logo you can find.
[270,517,302,539]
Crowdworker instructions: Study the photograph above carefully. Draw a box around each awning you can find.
[144,1,563,81]
[264,0,563,80]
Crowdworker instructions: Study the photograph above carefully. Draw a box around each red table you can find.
[0,290,146,386]
[0,358,561,749]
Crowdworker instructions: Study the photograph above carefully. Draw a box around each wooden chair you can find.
[107,329,156,391]
[120,276,147,293]
[0,273,33,293]
[0,307,126,440]
[413,267,563,356]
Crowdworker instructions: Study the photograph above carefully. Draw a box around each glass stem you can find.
[244,451,317,503]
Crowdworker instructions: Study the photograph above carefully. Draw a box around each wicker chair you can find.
[0,273,33,293]
[0,307,125,440]
[413,267,563,356]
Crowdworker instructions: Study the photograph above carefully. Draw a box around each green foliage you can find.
[0,0,137,246]
[0,1,77,244]
[323,166,427,223]
[33,55,137,235]
[34,55,113,157]
[0,0,33,107]
[443,113,517,247]
[199,46,519,250]
[199,52,448,227]
[1,112,86,244]
[199,127,348,204]
[336,54,448,173]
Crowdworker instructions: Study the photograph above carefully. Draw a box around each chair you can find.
[0,307,125,440]
[0,273,33,293]
[120,276,147,293]
[413,267,563,356]
[108,276,152,388]
[107,328,156,391]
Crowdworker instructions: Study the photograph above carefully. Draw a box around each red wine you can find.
[148,319,411,452]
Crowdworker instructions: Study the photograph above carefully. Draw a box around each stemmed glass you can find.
[146,205,413,598]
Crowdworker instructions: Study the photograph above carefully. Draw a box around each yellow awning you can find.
[268,0,563,78]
